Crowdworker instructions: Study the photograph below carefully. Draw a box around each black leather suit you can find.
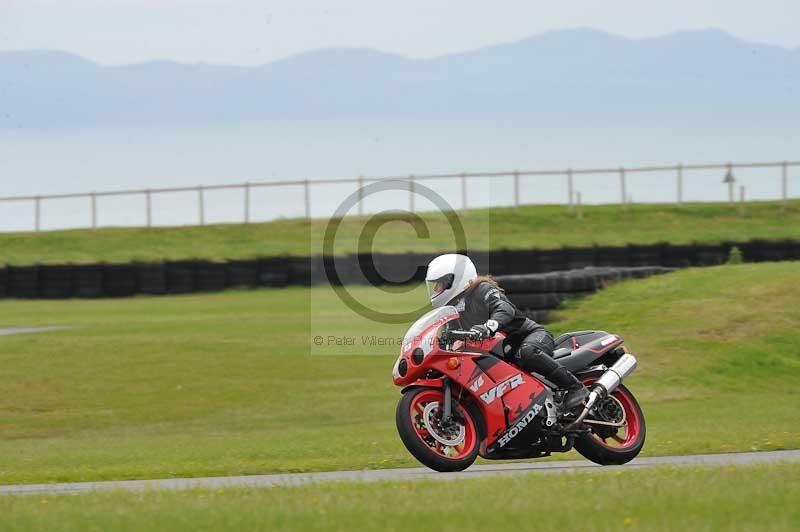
[450,281,559,375]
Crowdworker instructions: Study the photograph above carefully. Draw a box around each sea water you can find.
[0,109,796,232]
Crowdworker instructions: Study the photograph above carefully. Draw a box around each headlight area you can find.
[392,354,409,379]
[398,358,408,377]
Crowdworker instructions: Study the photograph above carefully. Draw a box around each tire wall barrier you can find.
[0,239,796,300]
[498,266,676,324]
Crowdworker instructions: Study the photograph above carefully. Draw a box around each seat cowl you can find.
[553,347,572,359]
[553,331,623,372]
[554,330,609,349]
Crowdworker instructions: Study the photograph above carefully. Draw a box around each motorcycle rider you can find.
[425,253,589,411]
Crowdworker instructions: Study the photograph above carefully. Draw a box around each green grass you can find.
[0,262,798,484]
[1,200,799,265]
[1,464,798,531]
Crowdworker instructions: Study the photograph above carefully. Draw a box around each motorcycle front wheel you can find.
[396,387,482,472]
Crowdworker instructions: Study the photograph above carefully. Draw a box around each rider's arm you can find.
[469,282,516,337]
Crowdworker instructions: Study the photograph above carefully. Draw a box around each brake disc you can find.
[422,401,466,446]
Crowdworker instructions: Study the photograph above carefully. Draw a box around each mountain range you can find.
[1,28,798,128]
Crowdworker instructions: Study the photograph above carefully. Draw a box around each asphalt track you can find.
[0,326,70,337]
[2,450,798,495]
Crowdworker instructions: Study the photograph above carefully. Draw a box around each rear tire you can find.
[573,382,646,465]
[396,387,482,472]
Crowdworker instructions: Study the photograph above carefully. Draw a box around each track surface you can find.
[0,326,70,336]
[2,450,798,495]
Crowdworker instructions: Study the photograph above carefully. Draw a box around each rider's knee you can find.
[515,343,550,373]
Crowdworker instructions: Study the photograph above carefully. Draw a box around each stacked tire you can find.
[7,266,39,299]
[39,265,73,299]
[73,264,104,298]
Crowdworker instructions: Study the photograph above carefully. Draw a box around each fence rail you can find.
[1,159,797,232]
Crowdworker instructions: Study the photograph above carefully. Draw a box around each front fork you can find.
[441,377,453,424]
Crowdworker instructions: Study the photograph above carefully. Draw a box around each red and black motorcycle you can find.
[392,306,646,471]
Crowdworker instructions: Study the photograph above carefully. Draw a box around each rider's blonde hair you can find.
[466,275,504,293]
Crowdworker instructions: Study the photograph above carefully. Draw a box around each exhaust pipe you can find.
[569,354,637,428]
[593,353,637,396]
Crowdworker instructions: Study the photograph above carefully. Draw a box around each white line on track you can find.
[2,450,798,495]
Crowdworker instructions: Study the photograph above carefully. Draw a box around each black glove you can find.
[469,320,499,341]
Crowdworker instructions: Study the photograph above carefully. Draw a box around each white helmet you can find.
[425,254,477,308]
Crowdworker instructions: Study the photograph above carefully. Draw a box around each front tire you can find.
[396,387,481,472]
[573,380,646,465]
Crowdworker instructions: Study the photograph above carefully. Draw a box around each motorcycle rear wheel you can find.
[396,387,482,472]
[573,379,646,465]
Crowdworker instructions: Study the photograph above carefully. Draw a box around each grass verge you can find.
[1,200,799,265]
[1,463,798,531]
[0,262,798,484]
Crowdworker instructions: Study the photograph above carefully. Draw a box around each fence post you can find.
[90,192,97,229]
[782,161,788,211]
[567,169,574,213]
[619,167,627,210]
[198,185,205,225]
[461,172,467,210]
[739,185,746,216]
[34,196,41,232]
[677,164,683,206]
[244,182,251,224]
[409,175,415,213]
[513,170,520,214]
[303,179,311,220]
[726,162,734,203]
[145,190,152,227]
[576,191,583,220]
[357,175,364,216]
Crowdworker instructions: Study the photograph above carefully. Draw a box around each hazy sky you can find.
[1,0,798,65]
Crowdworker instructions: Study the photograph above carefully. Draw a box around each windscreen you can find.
[402,305,460,347]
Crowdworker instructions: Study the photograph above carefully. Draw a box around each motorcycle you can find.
[392,305,646,472]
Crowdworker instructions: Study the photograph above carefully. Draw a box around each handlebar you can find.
[442,329,476,341]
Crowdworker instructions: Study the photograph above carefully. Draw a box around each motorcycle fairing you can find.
[400,338,548,456]
[483,393,550,456]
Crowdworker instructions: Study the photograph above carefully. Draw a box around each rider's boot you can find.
[546,367,589,411]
